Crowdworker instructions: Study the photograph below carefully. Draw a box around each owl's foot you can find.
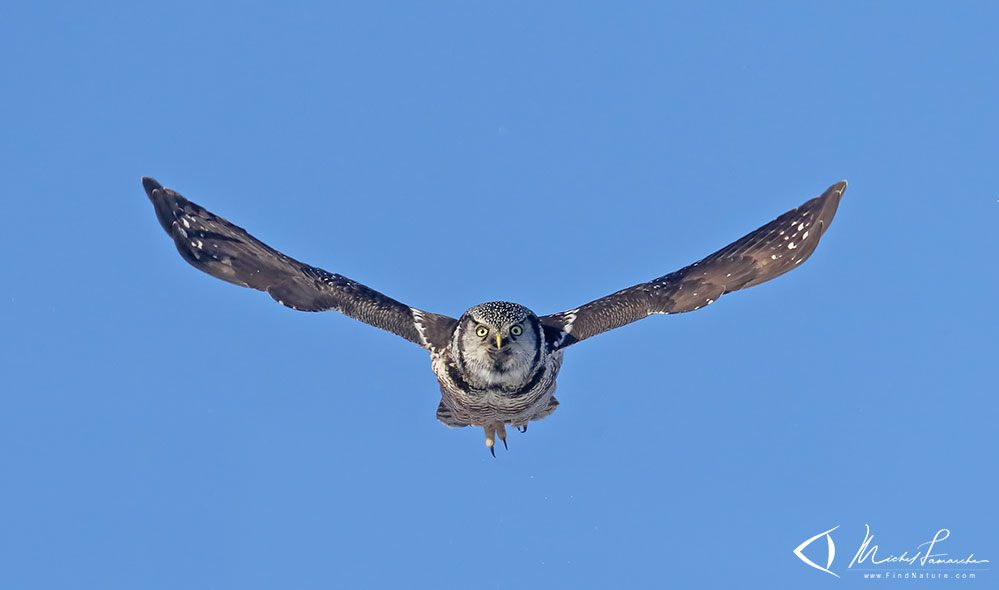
[483,423,508,457]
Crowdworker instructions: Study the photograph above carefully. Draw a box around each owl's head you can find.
[452,301,543,388]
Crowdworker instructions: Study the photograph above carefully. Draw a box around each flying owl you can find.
[142,177,846,455]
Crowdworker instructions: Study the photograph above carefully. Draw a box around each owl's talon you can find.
[517,425,528,433]
[484,426,497,456]
[502,438,508,450]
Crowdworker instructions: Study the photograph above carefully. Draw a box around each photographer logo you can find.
[793,525,988,580]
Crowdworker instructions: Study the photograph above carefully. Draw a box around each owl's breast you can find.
[431,350,563,428]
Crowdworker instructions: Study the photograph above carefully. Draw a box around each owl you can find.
[143,177,846,454]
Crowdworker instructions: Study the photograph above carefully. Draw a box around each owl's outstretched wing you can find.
[142,177,458,352]
[540,181,847,349]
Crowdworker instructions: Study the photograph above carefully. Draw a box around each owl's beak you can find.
[495,333,503,349]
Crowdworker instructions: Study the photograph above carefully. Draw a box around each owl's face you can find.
[452,301,543,389]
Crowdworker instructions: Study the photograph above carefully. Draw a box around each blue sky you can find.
[1,2,996,588]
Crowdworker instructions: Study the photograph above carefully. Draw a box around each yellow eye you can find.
[510,325,523,336]
[475,326,489,338]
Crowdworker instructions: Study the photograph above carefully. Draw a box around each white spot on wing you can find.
[411,309,430,348]
[562,309,579,334]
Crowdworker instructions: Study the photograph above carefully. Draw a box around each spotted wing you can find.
[540,181,847,349]
[142,177,458,352]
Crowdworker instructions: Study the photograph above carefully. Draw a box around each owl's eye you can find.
[475,326,489,338]
[510,325,523,337]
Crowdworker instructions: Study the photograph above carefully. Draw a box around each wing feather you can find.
[540,181,847,348]
[142,177,457,352]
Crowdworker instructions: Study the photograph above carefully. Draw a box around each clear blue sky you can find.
[1,2,996,588]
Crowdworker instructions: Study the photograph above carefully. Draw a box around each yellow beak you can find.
[495,333,503,349]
